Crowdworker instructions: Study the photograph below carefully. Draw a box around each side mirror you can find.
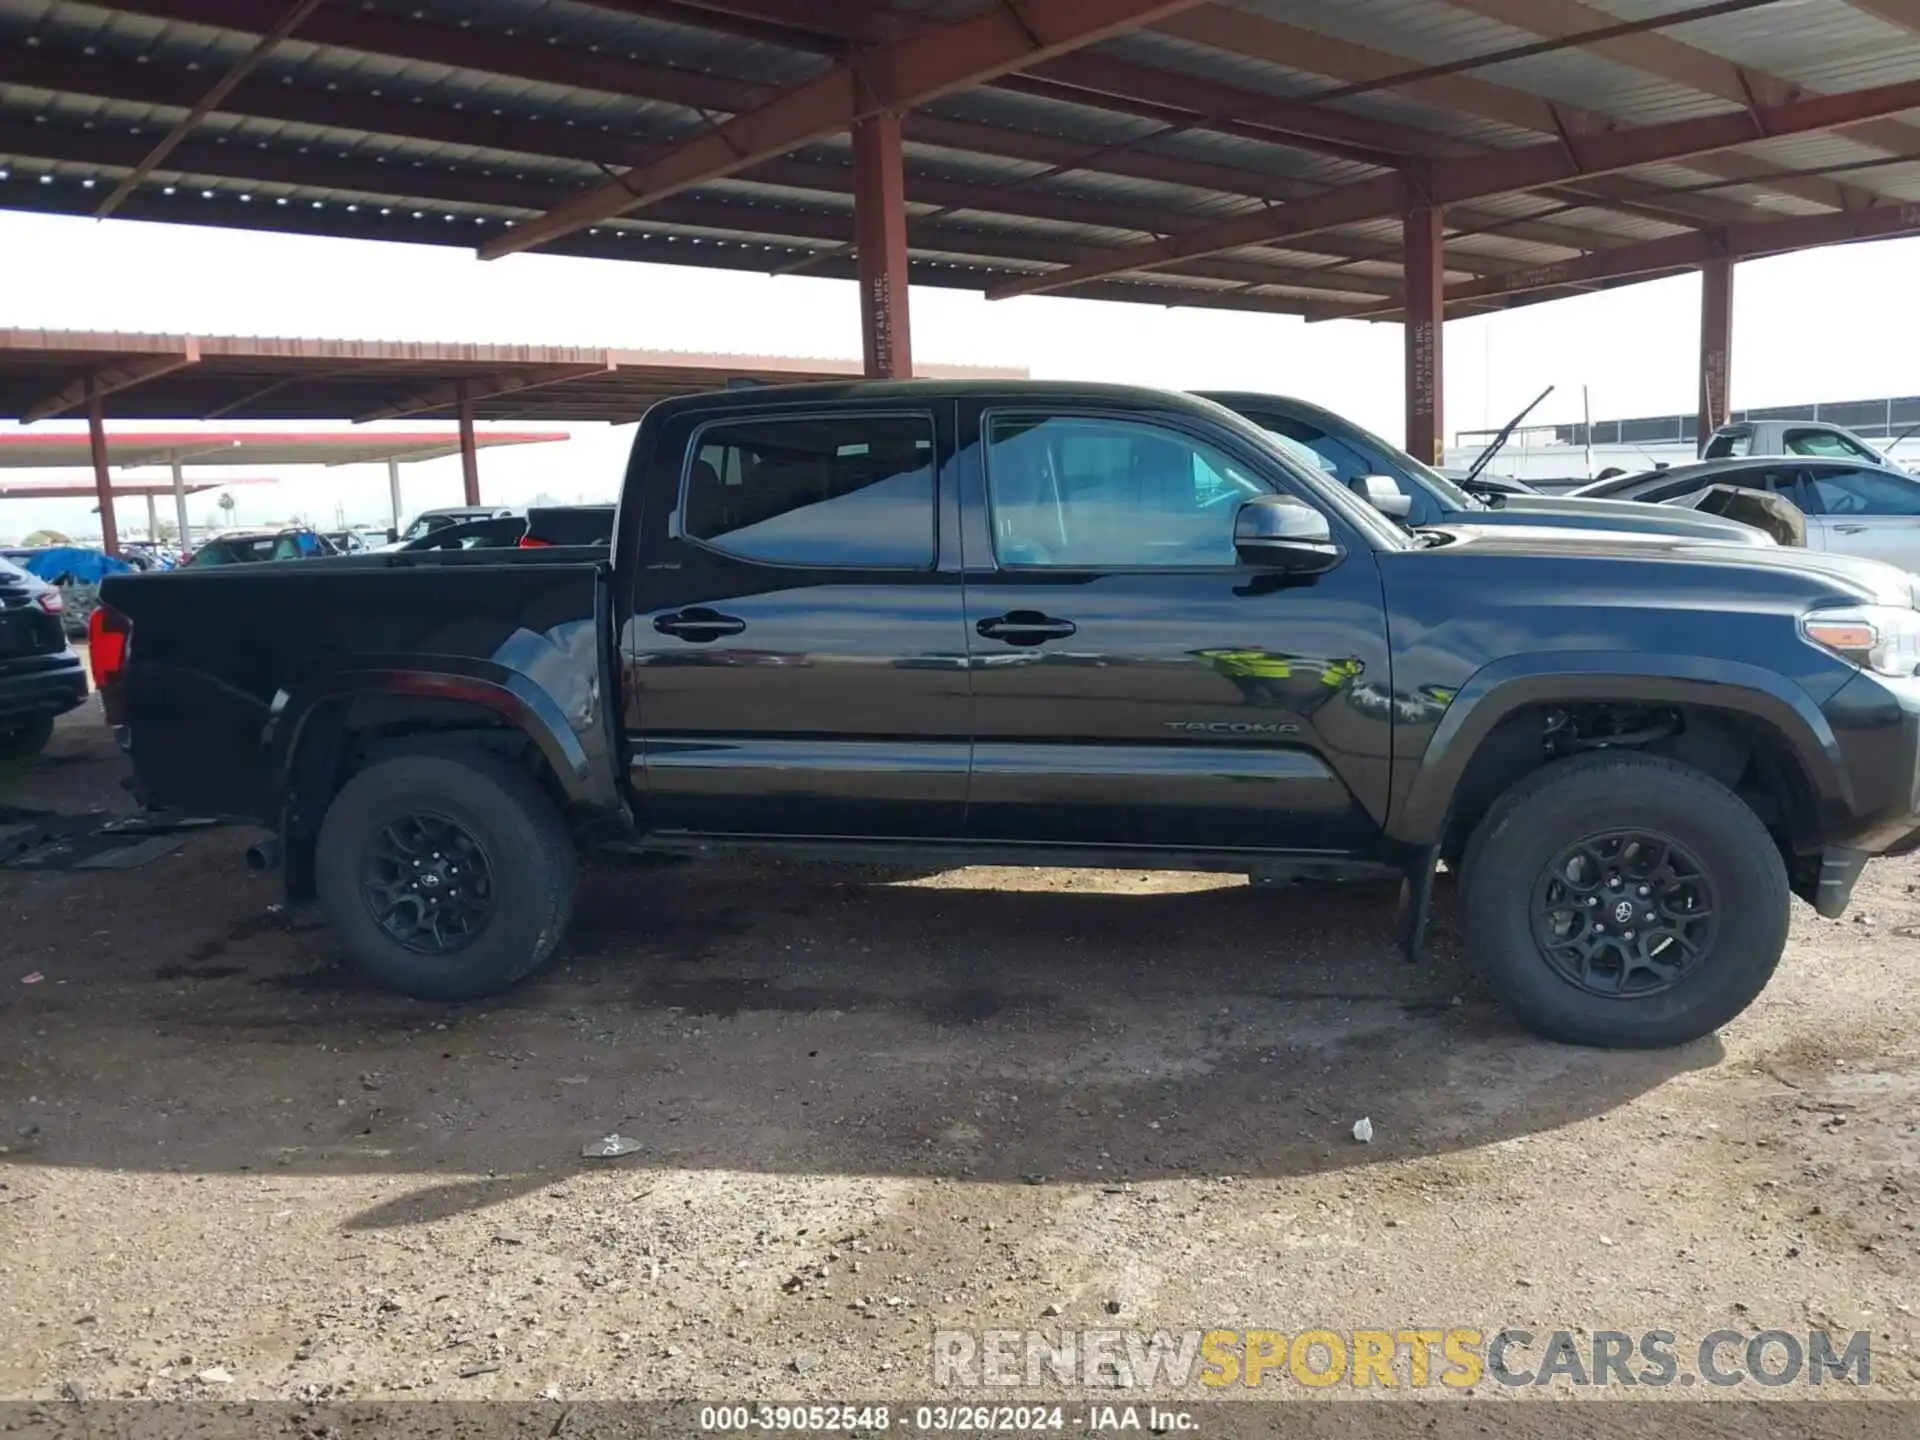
[385,528,400,545]
[1234,495,1343,574]
[1352,474,1412,520]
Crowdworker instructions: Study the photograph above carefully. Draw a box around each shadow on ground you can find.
[0,720,1715,1231]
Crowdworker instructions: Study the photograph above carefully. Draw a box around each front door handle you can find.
[654,607,746,642]
[976,610,1077,647]
[1832,523,1870,535]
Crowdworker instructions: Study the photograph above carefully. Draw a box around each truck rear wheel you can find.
[1461,752,1788,1048]
[0,715,55,763]
[314,751,577,1001]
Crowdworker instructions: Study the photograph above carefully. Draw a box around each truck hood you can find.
[1475,493,1772,545]
[1421,523,1918,607]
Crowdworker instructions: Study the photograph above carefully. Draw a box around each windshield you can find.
[1237,405,1483,513]
[1347,420,1482,510]
[1219,412,1415,553]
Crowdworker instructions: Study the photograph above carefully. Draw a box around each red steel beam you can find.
[1698,256,1735,446]
[88,393,121,558]
[853,111,913,379]
[1404,202,1446,467]
[0,117,1422,297]
[356,360,620,423]
[23,343,203,424]
[95,0,323,219]
[47,6,1648,259]
[986,76,1920,301]
[1438,0,1907,215]
[457,382,481,506]
[1851,0,1920,34]
[476,0,1211,260]
[1317,201,1920,320]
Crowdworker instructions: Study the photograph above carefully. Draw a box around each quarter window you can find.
[985,414,1266,568]
[685,415,936,567]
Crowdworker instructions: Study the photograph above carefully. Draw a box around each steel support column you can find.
[87,391,120,557]
[1698,257,1735,453]
[853,110,913,379]
[457,381,481,505]
[171,459,190,548]
[1404,202,1446,467]
[388,457,404,532]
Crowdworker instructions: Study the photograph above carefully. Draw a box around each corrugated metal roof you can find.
[0,0,1915,321]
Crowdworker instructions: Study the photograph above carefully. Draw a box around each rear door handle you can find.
[1832,523,1870,535]
[654,607,746,642]
[976,610,1077,646]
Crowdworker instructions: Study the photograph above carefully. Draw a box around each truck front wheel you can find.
[1461,752,1789,1048]
[314,751,578,1001]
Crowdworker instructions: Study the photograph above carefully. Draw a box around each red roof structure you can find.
[0,0,1913,502]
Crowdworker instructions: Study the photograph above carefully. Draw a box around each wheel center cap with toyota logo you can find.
[1613,900,1636,925]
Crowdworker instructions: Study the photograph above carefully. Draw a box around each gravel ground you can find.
[3,706,1920,1421]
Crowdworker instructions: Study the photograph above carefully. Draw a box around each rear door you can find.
[956,401,1392,852]
[626,404,971,838]
[1794,465,1920,569]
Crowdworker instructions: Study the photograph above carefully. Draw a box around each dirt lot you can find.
[4,705,1920,1415]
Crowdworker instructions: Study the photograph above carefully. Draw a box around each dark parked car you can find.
[390,506,516,546]
[97,382,1920,1048]
[183,530,340,567]
[1201,391,1773,545]
[0,554,87,760]
[394,506,616,553]
[396,515,530,552]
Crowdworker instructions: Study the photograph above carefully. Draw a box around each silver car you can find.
[1571,457,1920,571]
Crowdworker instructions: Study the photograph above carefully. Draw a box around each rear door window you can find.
[1703,429,1752,460]
[684,414,936,568]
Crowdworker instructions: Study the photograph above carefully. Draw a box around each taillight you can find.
[518,535,552,548]
[34,589,63,615]
[89,604,130,693]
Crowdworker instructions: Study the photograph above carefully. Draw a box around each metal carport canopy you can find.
[0,327,1019,551]
[4,0,1920,465]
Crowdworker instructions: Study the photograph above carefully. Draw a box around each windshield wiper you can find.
[1466,385,1555,486]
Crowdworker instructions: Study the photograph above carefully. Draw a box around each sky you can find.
[3,208,1920,540]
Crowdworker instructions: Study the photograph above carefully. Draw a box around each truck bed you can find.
[101,549,612,820]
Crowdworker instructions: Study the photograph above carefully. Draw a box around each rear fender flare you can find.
[259,653,605,822]
[1389,652,1849,846]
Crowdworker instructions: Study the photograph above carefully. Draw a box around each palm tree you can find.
[217,492,237,529]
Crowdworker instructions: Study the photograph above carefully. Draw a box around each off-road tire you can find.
[315,751,577,1001]
[1461,751,1789,1048]
[0,715,56,763]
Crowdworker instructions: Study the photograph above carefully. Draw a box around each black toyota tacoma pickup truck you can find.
[95,382,1920,1048]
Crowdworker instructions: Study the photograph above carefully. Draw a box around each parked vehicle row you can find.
[1572,457,1920,572]
[92,381,1920,1053]
[0,553,87,760]
[1201,392,1776,547]
[1703,417,1910,472]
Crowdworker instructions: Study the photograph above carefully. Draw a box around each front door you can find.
[627,405,971,838]
[956,403,1392,853]
[1794,465,1920,571]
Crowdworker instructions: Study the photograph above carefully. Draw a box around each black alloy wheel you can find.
[1531,829,1717,998]
[359,810,497,954]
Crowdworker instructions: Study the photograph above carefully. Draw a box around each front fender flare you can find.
[1388,652,1849,846]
